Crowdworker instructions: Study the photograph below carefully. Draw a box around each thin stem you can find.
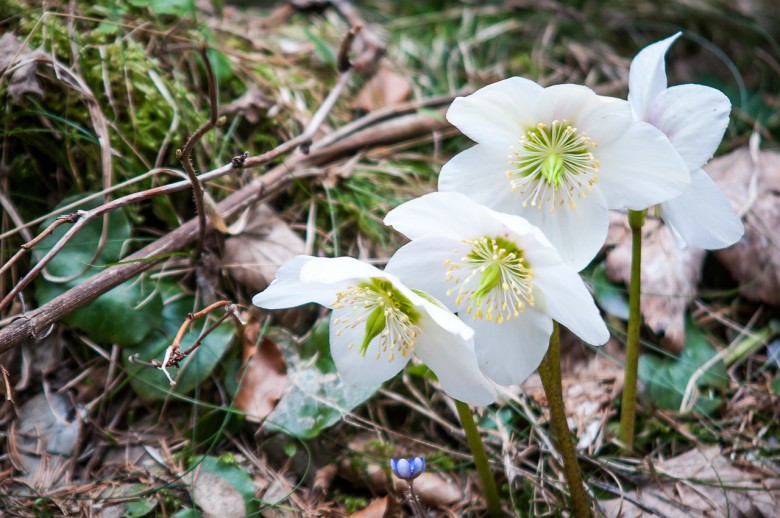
[537,322,591,518]
[454,399,502,517]
[618,208,646,452]
[407,482,426,518]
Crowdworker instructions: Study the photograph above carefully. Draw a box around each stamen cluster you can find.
[444,236,534,324]
[332,278,421,362]
[506,120,599,212]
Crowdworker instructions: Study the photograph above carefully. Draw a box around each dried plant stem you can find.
[0,105,450,353]
[618,208,646,452]
[178,45,219,265]
[537,322,590,518]
[454,399,502,518]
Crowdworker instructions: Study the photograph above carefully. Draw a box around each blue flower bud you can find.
[390,456,425,480]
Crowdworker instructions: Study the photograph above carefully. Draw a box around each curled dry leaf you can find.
[234,319,288,422]
[220,84,274,124]
[347,496,390,518]
[709,148,780,305]
[605,217,706,352]
[223,203,305,294]
[600,446,780,516]
[352,64,412,112]
[0,33,46,100]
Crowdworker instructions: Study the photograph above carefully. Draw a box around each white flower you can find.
[385,192,610,386]
[252,256,497,406]
[629,32,744,249]
[439,77,690,270]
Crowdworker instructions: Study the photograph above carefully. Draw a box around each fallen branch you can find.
[0,99,453,353]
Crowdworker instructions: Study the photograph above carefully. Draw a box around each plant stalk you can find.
[454,399,503,517]
[618,209,646,452]
[538,322,591,518]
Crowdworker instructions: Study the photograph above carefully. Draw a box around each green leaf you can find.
[33,195,163,346]
[590,263,629,320]
[124,495,157,518]
[148,0,195,16]
[123,287,235,400]
[170,510,201,518]
[265,325,378,438]
[188,456,257,516]
[304,27,336,67]
[638,319,727,415]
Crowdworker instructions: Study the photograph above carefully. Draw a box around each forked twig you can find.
[128,300,238,385]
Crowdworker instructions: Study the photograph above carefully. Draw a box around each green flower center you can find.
[443,236,534,323]
[332,278,421,362]
[506,120,599,212]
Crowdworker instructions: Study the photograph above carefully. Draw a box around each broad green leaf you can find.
[149,0,195,16]
[638,319,727,415]
[123,286,235,400]
[33,195,163,346]
[170,510,201,518]
[188,456,257,516]
[590,263,629,320]
[265,324,378,438]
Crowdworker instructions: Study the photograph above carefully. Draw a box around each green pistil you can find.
[360,306,387,356]
[472,263,501,305]
[357,278,420,356]
[542,153,564,186]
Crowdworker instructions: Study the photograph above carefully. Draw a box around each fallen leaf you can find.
[234,320,287,422]
[709,148,780,305]
[9,392,82,486]
[223,203,305,294]
[397,472,461,508]
[599,446,780,516]
[348,496,389,518]
[0,33,46,100]
[220,84,273,124]
[605,217,706,352]
[190,456,257,518]
[352,65,412,112]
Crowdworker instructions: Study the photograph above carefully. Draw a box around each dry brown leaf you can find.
[347,496,390,518]
[0,33,46,100]
[600,446,780,517]
[605,218,706,352]
[220,84,273,124]
[405,472,462,508]
[191,468,247,518]
[352,65,412,112]
[223,203,305,293]
[234,320,287,422]
[709,148,780,305]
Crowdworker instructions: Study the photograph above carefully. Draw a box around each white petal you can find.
[576,94,633,146]
[419,298,475,342]
[385,238,468,312]
[438,144,519,214]
[384,192,500,241]
[646,84,731,170]
[533,264,610,345]
[329,308,408,384]
[470,312,553,386]
[519,190,609,271]
[597,120,689,210]
[414,315,497,406]
[628,32,681,121]
[447,77,544,144]
[299,256,383,284]
[252,256,339,309]
[538,85,632,145]
[661,168,744,249]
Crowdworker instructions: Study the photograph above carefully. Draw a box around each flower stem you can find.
[407,482,426,518]
[454,399,503,517]
[619,208,646,452]
[537,322,591,518]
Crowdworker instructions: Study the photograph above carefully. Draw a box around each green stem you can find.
[454,399,503,517]
[618,209,646,452]
[538,322,591,518]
